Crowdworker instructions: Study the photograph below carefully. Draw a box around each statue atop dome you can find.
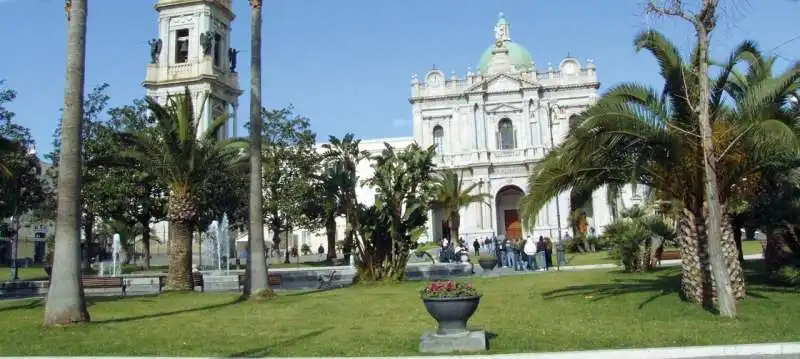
[494,12,510,42]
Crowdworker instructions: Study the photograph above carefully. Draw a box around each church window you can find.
[498,118,516,149]
[213,33,223,68]
[432,125,444,154]
[175,29,190,64]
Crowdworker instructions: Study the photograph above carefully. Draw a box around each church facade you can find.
[293,14,643,250]
[142,1,640,255]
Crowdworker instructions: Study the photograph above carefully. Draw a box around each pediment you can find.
[463,73,537,94]
[485,103,522,113]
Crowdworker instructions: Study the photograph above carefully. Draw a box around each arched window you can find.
[498,118,515,149]
[432,125,444,154]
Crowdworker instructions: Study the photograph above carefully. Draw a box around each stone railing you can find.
[145,57,239,89]
[433,147,546,167]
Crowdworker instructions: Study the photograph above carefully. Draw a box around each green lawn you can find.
[1,262,797,356]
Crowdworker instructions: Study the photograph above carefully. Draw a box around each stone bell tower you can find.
[143,0,243,138]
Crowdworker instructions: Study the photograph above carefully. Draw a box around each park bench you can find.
[81,276,127,296]
[157,272,205,292]
[318,270,337,289]
[657,249,681,266]
[237,273,282,291]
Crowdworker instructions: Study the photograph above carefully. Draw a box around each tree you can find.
[355,143,437,281]
[430,169,489,244]
[645,0,736,318]
[520,31,798,313]
[0,122,47,280]
[321,133,370,262]
[119,88,246,291]
[259,107,318,263]
[243,0,269,298]
[47,83,113,268]
[317,164,345,262]
[43,0,90,326]
[99,99,167,269]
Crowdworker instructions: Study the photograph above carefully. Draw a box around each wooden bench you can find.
[157,273,205,292]
[237,273,282,291]
[81,276,127,296]
[657,249,681,266]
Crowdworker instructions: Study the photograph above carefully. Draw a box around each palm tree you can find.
[321,133,370,262]
[319,163,345,263]
[243,0,269,297]
[520,31,798,307]
[430,169,489,244]
[43,0,90,326]
[120,88,246,291]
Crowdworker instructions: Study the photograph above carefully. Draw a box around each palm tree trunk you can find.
[325,212,337,262]
[721,208,745,300]
[732,218,744,263]
[140,220,151,270]
[43,0,90,326]
[166,219,192,290]
[244,0,269,297]
[678,208,712,307]
[449,212,460,245]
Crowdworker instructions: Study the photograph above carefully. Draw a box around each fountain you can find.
[202,221,221,272]
[100,233,122,277]
[219,214,231,272]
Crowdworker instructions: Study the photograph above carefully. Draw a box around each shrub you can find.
[252,288,277,301]
[300,244,311,256]
[771,265,800,286]
[420,280,480,299]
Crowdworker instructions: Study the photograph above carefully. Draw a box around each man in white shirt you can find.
[523,235,536,270]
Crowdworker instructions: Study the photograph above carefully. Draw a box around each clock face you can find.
[562,61,577,75]
[428,73,442,87]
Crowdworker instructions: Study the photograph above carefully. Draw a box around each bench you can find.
[237,273,282,292]
[81,276,127,296]
[157,272,205,292]
[657,250,681,266]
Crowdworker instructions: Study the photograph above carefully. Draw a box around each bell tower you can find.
[143,0,243,138]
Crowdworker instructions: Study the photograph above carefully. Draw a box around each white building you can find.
[142,2,640,255]
[289,13,645,252]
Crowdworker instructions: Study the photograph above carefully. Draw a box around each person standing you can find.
[545,237,554,268]
[536,236,548,271]
[523,235,536,270]
[473,238,480,256]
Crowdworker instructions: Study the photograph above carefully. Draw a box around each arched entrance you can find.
[495,185,524,240]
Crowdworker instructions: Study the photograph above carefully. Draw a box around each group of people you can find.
[490,236,554,271]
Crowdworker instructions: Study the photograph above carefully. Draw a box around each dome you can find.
[477,41,534,73]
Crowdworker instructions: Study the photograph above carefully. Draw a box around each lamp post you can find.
[547,103,563,244]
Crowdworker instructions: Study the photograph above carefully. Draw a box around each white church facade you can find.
[142,1,642,255]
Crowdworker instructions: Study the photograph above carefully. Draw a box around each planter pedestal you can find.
[420,296,486,353]
[420,330,487,353]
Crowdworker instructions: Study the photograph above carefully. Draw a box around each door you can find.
[504,210,522,240]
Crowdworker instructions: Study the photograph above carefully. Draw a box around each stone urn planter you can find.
[423,296,481,335]
[476,257,497,271]
[420,280,482,335]
[419,280,486,353]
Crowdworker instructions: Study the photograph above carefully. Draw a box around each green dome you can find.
[477,41,534,73]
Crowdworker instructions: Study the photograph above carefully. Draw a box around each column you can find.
[231,103,238,138]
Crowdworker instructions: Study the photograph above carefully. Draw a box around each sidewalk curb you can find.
[2,342,798,359]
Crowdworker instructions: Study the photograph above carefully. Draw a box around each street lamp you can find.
[547,102,564,244]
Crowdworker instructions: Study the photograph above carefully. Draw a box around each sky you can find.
[0,0,798,156]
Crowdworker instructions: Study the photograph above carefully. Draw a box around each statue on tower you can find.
[228,48,240,72]
[494,12,510,43]
[148,38,162,64]
[199,31,215,56]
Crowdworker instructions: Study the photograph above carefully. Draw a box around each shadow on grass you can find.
[227,327,333,357]
[541,268,682,310]
[282,284,352,297]
[94,294,245,325]
[0,298,44,312]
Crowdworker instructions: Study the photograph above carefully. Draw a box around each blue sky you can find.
[0,0,798,155]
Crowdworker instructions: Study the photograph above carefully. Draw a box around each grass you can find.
[0,261,797,356]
